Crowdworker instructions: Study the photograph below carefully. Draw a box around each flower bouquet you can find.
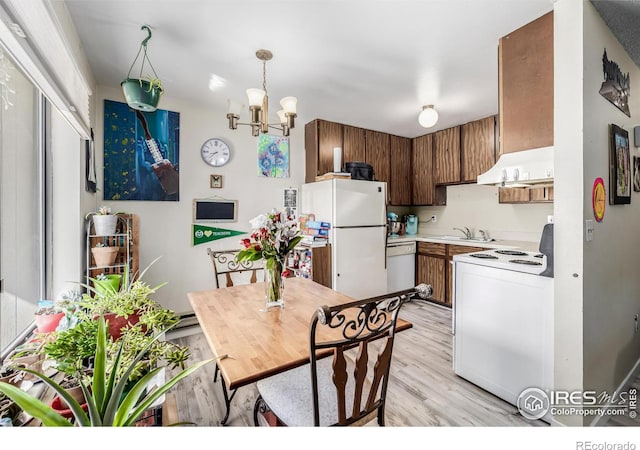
[236,210,302,309]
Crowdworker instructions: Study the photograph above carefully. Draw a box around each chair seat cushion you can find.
[256,358,356,426]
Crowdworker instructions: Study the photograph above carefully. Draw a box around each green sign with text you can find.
[192,224,246,246]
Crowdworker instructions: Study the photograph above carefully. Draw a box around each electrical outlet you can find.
[547,215,554,224]
[430,215,437,223]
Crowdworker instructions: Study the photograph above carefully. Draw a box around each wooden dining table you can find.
[188,277,413,425]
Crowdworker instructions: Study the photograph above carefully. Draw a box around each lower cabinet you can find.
[416,242,446,305]
[286,245,332,289]
[416,242,487,307]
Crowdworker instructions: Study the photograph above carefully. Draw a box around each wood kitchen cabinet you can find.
[389,135,411,205]
[499,11,553,154]
[304,119,343,183]
[342,124,366,167]
[499,186,554,203]
[416,242,446,305]
[365,129,390,185]
[434,126,461,185]
[287,245,332,289]
[461,116,497,183]
[412,134,434,205]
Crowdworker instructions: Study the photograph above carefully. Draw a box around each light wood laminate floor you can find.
[168,299,551,427]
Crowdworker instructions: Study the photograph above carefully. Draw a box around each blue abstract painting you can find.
[103,99,180,201]
[257,134,289,178]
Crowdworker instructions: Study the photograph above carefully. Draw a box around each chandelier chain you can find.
[262,60,267,93]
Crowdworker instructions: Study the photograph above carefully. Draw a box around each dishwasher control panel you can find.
[386,241,416,257]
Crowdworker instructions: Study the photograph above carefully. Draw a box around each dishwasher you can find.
[386,241,416,294]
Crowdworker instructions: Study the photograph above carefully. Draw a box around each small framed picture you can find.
[609,124,631,204]
[210,174,223,189]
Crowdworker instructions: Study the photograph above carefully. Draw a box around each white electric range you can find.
[452,247,554,423]
[453,248,547,275]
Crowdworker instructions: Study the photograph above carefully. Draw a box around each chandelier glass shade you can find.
[227,49,297,136]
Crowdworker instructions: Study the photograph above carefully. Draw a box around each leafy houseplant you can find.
[0,316,213,426]
[236,209,302,309]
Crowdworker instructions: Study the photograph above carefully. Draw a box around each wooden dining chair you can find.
[253,289,413,427]
[206,247,265,423]
[207,248,264,289]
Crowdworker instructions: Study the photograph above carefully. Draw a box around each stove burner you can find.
[509,259,542,266]
[534,254,544,258]
[469,253,499,259]
[495,250,527,256]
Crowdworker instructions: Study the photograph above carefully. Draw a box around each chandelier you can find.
[226,49,297,137]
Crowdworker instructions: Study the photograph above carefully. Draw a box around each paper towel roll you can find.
[333,147,342,173]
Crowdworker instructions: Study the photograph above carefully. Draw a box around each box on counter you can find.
[298,213,315,231]
[304,228,329,237]
[306,221,331,230]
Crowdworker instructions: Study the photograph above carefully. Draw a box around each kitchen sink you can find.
[432,235,495,243]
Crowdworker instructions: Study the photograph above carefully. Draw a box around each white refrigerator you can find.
[300,179,388,299]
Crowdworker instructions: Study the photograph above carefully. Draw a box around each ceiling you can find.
[64,0,557,138]
[591,0,640,71]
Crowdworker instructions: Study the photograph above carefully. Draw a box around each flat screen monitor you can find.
[193,198,237,222]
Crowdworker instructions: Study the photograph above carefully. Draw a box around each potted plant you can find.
[92,273,122,296]
[121,76,164,112]
[91,243,120,268]
[121,26,164,112]
[0,316,213,426]
[86,205,119,237]
[33,300,66,334]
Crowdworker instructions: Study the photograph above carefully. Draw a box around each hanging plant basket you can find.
[121,25,164,112]
[121,78,163,112]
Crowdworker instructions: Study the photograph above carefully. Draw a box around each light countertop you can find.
[386,234,540,252]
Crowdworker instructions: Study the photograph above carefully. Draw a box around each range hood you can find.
[477,146,554,187]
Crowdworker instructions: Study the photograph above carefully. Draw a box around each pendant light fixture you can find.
[418,105,439,128]
[227,49,297,137]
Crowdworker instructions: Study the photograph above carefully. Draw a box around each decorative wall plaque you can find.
[600,49,630,117]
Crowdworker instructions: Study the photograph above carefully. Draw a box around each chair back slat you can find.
[351,342,368,417]
[365,338,393,411]
[332,347,348,425]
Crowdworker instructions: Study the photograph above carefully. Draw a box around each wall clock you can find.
[201,138,231,167]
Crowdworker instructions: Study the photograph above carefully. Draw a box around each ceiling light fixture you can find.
[227,49,297,137]
[418,105,439,128]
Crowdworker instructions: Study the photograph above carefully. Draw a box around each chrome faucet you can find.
[453,227,472,239]
[478,229,488,241]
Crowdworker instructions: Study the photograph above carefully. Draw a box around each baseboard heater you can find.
[175,312,199,330]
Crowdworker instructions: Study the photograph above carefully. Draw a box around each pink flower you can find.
[241,238,251,249]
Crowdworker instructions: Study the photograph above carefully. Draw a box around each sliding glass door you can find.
[0,47,44,351]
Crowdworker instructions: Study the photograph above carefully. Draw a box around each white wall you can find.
[582,1,640,414]
[93,86,305,313]
[412,184,553,242]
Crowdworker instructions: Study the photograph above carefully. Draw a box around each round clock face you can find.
[201,138,231,167]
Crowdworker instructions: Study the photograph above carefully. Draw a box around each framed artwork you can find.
[103,99,180,201]
[257,134,289,178]
[635,157,640,192]
[210,174,223,189]
[609,124,631,204]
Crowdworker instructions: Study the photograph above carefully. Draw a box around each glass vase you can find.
[264,260,284,309]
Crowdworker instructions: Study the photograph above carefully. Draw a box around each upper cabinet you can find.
[390,135,412,206]
[461,116,497,182]
[434,126,461,185]
[343,125,366,166]
[412,134,434,205]
[365,129,390,185]
[499,11,553,154]
[304,119,343,183]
